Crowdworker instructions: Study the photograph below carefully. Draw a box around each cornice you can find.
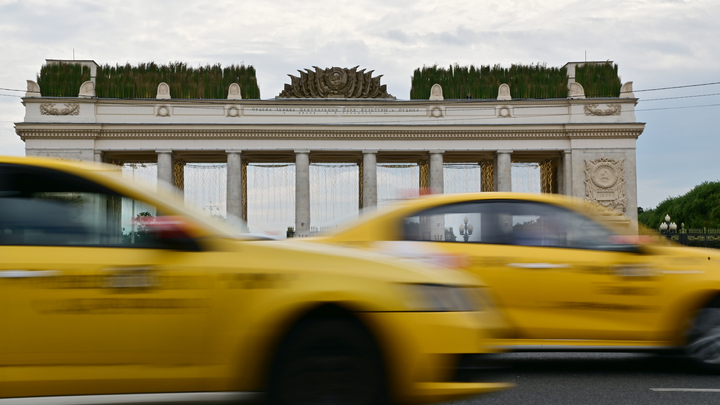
[15,126,644,141]
[20,96,640,108]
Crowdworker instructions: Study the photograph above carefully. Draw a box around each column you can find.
[362,150,377,209]
[496,150,512,192]
[93,150,103,163]
[295,150,311,237]
[226,150,243,220]
[156,150,174,187]
[562,150,573,196]
[429,150,444,194]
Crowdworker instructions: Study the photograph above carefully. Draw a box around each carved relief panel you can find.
[584,158,627,214]
[277,66,395,99]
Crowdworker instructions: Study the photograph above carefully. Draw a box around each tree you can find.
[638,181,720,229]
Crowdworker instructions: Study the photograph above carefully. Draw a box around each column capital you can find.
[429,150,445,154]
[497,149,513,154]
[155,149,173,154]
[362,149,378,154]
[294,149,310,155]
[225,149,243,154]
[563,149,572,155]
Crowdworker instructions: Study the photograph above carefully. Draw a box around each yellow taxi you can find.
[0,157,510,404]
[317,192,720,370]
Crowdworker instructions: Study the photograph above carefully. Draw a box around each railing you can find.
[663,229,720,249]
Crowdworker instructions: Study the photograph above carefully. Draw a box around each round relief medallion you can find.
[325,67,347,91]
[591,164,618,188]
[157,105,171,117]
[226,106,240,117]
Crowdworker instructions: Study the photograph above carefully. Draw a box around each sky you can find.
[1,0,719,211]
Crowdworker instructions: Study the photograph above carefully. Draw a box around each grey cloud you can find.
[382,29,416,45]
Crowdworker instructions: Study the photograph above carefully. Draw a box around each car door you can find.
[401,199,667,342]
[0,163,213,397]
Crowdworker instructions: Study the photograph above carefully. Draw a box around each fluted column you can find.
[496,149,512,192]
[429,150,444,194]
[226,150,243,220]
[295,150,311,237]
[156,149,173,188]
[362,150,377,209]
[562,150,573,196]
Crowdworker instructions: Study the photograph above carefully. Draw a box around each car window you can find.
[0,164,165,248]
[402,200,617,250]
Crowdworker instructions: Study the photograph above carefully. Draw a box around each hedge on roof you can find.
[575,62,621,98]
[36,62,260,99]
[36,62,91,98]
[410,62,621,99]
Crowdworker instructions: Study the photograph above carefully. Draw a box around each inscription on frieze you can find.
[244,106,423,116]
[277,66,395,99]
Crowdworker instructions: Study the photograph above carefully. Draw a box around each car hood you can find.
[228,238,484,287]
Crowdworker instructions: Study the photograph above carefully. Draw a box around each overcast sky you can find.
[1,0,718,210]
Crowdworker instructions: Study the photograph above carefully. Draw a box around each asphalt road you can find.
[446,352,720,405]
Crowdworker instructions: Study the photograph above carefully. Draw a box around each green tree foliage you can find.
[37,62,260,99]
[638,181,720,229]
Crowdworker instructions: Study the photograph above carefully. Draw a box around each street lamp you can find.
[659,214,677,238]
[459,216,473,243]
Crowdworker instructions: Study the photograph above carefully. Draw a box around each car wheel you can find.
[685,305,720,370]
[268,318,386,405]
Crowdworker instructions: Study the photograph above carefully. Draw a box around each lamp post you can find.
[459,216,473,243]
[659,214,677,239]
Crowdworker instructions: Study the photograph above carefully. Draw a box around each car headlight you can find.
[401,284,484,312]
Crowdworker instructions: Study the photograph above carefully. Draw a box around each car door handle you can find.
[0,270,60,278]
[507,263,570,269]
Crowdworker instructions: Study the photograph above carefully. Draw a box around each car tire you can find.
[685,304,720,371]
[267,318,386,405]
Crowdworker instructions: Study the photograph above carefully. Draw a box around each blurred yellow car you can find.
[0,157,510,404]
[317,192,720,370]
